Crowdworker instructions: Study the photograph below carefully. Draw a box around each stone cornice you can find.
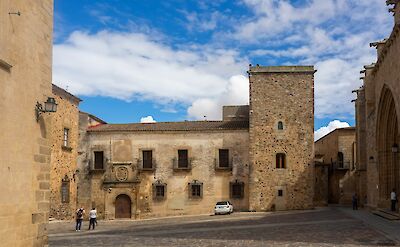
[248,65,315,74]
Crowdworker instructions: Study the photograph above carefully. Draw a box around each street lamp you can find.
[36,97,57,121]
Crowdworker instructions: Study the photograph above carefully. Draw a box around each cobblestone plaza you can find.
[49,207,400,247]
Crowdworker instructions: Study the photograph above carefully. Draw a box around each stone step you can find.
[377,208,400,218]
[372,210,400,220]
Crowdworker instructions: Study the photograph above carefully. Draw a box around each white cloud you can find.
[53,31,248,120]
[187,75,249,120]
[239,0,393,119]
[140,116,156,123]
[314,120,350,141]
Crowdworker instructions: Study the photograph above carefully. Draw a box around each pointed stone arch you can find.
[376,85,399,204]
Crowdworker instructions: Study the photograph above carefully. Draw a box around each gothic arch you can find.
[376,85,399,201]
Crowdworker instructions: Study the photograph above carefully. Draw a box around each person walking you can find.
[75,207,85,231]
[391,189,397,212]
[352,193,358,210]
[88,207,97,230]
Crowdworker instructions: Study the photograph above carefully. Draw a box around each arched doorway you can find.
[115,194,131,218]
[377,86,399,204]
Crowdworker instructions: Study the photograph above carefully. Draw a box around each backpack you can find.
[77,209,83,218]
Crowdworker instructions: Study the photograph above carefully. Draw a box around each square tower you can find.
[248,65,315,211]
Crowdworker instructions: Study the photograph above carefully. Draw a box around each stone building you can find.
[248,66,315,211]
[77,65,315,219]
[354,0,400,210]
[49,84,81,220]
[314,127,356,205]
[0,0,54,246]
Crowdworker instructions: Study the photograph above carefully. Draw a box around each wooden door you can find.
[115,194,131,218]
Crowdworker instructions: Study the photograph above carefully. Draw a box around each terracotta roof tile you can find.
[88,120,249,132]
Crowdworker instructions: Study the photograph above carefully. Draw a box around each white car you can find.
[214,201,233,215]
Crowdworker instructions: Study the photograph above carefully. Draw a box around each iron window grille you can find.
[230,180,245,199]
[188,180,203,199]
[153,180,167,200]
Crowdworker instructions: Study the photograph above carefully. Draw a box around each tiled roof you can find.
[88,120,249,132]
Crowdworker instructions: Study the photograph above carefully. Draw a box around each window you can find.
[153,181,167,200]
[94,151,104,170]
[61,175,70,203]
[278,189,283,197]
[189,180,203,198]
[338,152,344,168]
[63,128,69,147]
[230,181,244,199]
[178,149,189,168]
[278,121,284,130]
[142,150,153,169]
[276,153,286,169]
[218,149,230,168]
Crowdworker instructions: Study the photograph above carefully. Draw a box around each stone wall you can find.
[78,130,249,219]
[248,66,315,211]
[0,0,53,246]
[49,85,80,220]
[355,1,400,209]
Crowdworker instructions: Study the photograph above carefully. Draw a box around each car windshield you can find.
[216,202,227,205]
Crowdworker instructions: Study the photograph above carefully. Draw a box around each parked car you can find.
[214,201,233,215]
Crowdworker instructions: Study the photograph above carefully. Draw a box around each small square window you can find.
[278,189,283,197]
[189,181,203,199]
[153,182,167,200]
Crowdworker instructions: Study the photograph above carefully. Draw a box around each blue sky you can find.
[53,0,393,138]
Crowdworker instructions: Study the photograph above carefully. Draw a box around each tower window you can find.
[276,153,286,169]
[278,121,284,130]
[63,128,69,147]
[278,189,283,197]
[178,149,189,168]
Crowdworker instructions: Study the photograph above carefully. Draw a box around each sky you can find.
[53,0,394,139]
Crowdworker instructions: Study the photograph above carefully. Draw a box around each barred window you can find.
[230,181,244,199]
[61,175,70,203]
[189,180,203,199]
[153,181,167,200]
[276,153,286,169]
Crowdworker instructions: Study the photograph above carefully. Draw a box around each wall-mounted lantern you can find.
[35,97,57,121]
[392,144,399,153]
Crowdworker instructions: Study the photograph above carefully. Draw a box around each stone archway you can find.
[115,194,132,218]
[377,86,399,205]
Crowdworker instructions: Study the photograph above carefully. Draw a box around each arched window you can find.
[61,175,70,203]
[276,153,286,169]
[278,121,284,130]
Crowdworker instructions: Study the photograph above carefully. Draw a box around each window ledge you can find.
[215,166,232,171]
[62,145,73,152]
[89,169,106,174]
[173,167,191,171]
[140,168,155,171]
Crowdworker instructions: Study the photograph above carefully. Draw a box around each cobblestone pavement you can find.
[48,207,400,247]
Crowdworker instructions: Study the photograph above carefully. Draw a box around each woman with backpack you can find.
[75,207,85,231]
